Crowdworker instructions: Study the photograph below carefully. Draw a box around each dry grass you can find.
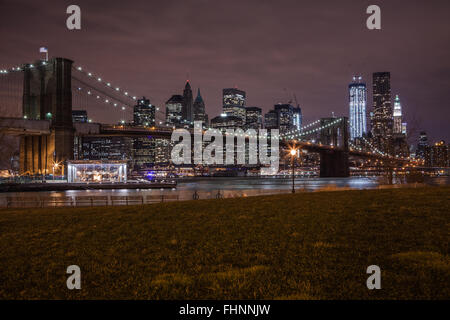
[0,186,449,299]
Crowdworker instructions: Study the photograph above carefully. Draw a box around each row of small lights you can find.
[283,119,321,136]
[73,65,139,103]
[75,85,171,126]
[282,118,343,140]
[0,61,49,74]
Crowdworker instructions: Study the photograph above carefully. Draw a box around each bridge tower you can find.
[20,57,74,175]
[319,117,349,177]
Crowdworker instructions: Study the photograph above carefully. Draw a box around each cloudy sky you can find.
[0,0,449,142]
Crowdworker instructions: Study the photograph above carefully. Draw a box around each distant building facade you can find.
[245,106,263,130]
[165,95,184,128]
[210,114,244,130]
[349,76,367,139]
[416,131,429,160]
[371,72,393,153]
[223,88,246,124]
[264,110,278,130]
[424,141,449,167]
[193,88,208,126]
[133,97,155,126]
[72,110,88,123]
[182,81,194,125]
[292,106,302,131]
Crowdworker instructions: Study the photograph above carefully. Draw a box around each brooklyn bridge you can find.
[0,57,412,178]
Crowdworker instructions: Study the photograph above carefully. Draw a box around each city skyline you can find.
[0,0,449,144]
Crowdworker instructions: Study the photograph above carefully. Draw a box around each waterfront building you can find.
[67,160,127,183]
[72,110,88,123]
[349,76,367,139]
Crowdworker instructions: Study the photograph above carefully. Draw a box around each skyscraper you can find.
[182,81,194,125]
[223,88,246,124]
[393,95,403,134]
[165,94,184,128]
[371,72,393,152]
[349,76,367,140]
[264,110,278,130]
[416,131,429,160]
[133,97,155,127]
[245,106,263,130]
[293,106,302,131]
[193,88,208,126]
[274,103,294,134]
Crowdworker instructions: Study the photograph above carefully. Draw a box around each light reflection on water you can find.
[0,176,448,207]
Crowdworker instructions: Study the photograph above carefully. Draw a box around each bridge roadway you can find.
[1,118,405,163]
[0,117,50,135]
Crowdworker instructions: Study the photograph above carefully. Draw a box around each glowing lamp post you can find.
[290,148,297,194]
[53,162,59,181]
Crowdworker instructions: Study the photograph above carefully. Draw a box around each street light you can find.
[290,148,297,193]
[53,162,60,181]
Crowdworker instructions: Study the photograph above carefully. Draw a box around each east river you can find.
[0,176,449,207]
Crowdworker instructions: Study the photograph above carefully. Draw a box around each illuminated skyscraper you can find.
[293,106,302,131]
[371,72,393,152]
[245,106,263,129]
[393,95,403,134]
[165,94,184,128]
[348,76,367,139]
[133,97,155,127]
[274,103,294,134]
[223,88,246,124]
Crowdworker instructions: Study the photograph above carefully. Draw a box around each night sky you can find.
[0,0,449,143]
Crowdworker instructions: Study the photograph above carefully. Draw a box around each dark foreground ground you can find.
[0,187,449,299]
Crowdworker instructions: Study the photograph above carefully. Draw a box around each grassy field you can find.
[0,186,449,299]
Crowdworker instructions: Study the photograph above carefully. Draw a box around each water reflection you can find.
[0,176,448,207]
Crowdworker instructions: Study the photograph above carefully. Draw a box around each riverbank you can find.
[0,186,449,299]
[0,181,176,193]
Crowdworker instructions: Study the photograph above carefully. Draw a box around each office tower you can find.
[182,81,194,125]
[133,97,155,126]
[371,72,393,152]
[193,88,208,125]
[72,110,88,123]
[393,95,403,134]
[274,103,294,134]
[165,95,184,128]
[416,131,429,159]
[293,106,302,131]
[245,106,263,130]
[264,110,278,130]
[349,76,367,139]
[223,88,246,124]
[424,141,449,167]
